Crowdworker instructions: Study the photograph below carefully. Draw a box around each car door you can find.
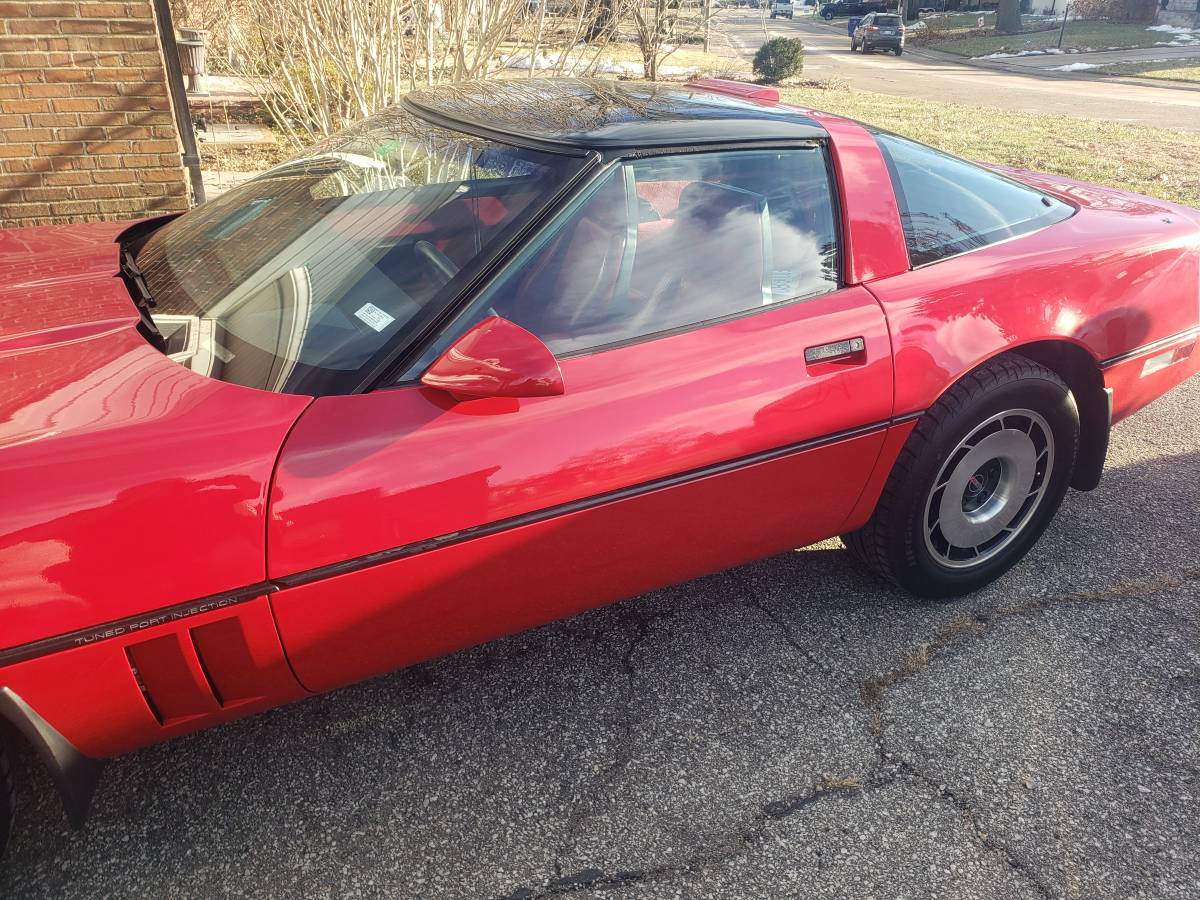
[267,145,896,692]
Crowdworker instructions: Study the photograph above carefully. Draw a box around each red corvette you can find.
[1,78,1198,854]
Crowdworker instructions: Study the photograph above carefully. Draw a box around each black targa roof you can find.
[404,78,827,153]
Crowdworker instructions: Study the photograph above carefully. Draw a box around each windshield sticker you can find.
[355,302,396,332]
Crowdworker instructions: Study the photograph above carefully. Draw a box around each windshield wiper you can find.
[120,249,167,353]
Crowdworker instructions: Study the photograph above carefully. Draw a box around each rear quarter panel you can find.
[865,200,1200,419]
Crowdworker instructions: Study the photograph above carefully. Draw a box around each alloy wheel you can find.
[923,408,1055,569]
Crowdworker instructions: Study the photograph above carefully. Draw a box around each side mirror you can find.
[420,315,565,401]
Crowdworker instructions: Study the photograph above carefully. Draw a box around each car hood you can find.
[0,220,143,347]
[0,219,313,656]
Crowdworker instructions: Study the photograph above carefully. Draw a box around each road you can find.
[717,11,1200,131]
[2,364,1198,898]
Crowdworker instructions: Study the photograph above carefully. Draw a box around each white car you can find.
[771,0,795,17]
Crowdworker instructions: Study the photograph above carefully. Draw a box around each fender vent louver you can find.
[189,617,267,706]
[125,634,221,725]
[124,614,282,727]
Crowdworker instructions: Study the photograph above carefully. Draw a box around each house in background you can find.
[0,0,194,228]
[1157,0,1199,27]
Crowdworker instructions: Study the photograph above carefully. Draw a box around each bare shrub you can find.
[625,0,718,80]
[227,0,618,145]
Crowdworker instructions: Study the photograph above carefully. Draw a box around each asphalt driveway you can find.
[3,374,1199,900]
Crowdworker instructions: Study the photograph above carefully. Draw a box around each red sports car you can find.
[1,78,1197,855]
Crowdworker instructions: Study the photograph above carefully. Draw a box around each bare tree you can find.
[628,0,715,80]
[586,0,619,41]
[230,0,619,144]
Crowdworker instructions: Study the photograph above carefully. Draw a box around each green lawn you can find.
[777,84,1200,208]
[1097,57,1200,83]
[917,20,1168,57]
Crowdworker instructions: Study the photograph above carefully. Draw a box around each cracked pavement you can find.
[3,374,1198,899]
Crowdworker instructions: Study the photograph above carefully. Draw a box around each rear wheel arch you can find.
[916,340,1108,492]
[1007,339,1109,491]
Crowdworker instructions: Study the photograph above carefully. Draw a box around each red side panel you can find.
[841,418,918,534]
[0,597,303,758]
[271,430,887,693]
[0,331,310,651]
[1103,335,1200,424]
[268,286,895,691]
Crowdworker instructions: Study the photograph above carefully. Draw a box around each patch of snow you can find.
[977,48,1056,58]
[593,59,645,75]
[1049,61,1100,71]
[1147,24,1198,34]
[503,52,558,70]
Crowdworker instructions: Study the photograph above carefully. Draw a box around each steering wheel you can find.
[415,240,460,287]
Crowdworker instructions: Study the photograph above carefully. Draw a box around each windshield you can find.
[136,107,584,396]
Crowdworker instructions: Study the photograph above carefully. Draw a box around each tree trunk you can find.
[995,0,1022,33]
[586,0,616,42]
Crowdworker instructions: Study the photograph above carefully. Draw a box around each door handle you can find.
[804,337,866,366]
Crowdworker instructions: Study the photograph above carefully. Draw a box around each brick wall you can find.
[0,1,191,228]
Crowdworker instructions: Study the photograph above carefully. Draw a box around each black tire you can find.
[895,45,903,55]
[843,353,1079,598]
[1,739,14,860]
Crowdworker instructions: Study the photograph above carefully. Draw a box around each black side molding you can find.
[0,688,104,828]
[1099,326,1200,370]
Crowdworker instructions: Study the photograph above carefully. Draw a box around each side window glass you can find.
[874,132,1073,267]
[477,148,840,356]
